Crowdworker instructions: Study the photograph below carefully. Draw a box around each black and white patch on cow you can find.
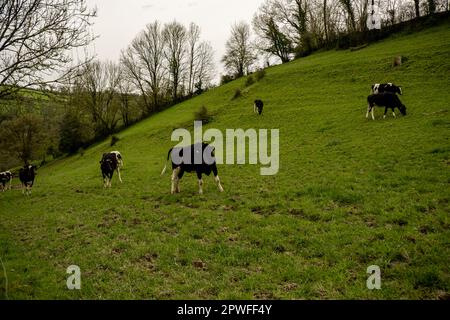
[100,151,123,188]
[161,143,224,195]
[110,151,124,168]
[19,165,36,195]
[254,99,264,115]
[366,92,407,120]
[0,171,13,191]
[371,83,403,95]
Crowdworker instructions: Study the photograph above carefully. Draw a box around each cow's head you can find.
[399,104,407,116]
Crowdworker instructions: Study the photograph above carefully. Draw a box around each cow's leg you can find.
[254,104,257,114]
[384,107,388,119]
[197,171,203,195]
[176,169,184,193]
[392,108,397,118]
[211,165,224,192]
[366,104,371,119]
[8,178,12,190]
[117,167,122,183]
[371,107,375,120]
[22,183,25,195]
[171,167,180,194]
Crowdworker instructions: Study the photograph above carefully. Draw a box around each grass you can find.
[1,21,450,300]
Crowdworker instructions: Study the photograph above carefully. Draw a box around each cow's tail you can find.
[160,148,173,176]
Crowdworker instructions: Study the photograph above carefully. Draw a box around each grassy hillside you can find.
[1,21,449,300]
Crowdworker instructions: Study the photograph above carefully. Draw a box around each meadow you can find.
[1,21,449,299]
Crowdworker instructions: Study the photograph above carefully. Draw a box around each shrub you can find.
[220,74,235,85]
[245,76,255,87]
[111,135,120,147]
[232,89,242,100]
[255,69,266,81]
[194,106,213,124]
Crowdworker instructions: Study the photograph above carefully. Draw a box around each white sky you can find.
[87,0,266,82]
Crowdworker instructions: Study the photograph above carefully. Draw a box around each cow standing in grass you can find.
[254,100,264,115]
[19,165,36,195]
[0,171,13,191]
[161,143,224,195]
[367,92,407,120]
[100,151,123,188]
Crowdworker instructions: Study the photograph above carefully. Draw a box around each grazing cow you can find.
[371,83,403,95]
[100,152,123,188]
[254,99,264,115]
[0,171,13,191]
[19,165,36,195]
[161,142,224,195]
[367,92,407,120]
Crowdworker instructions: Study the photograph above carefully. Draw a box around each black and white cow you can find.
[254,100,264,115]
[0,171,13,191]
[161,143,224,195]
[367,92,407,120]
[371,83,403,95]
[19,165,36,195]
[100,151,123,188]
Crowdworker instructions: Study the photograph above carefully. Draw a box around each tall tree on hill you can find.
[253,1,293,63]
[121,21,166,114]
[77,60,121,137]
[163,21,187,102]
[339,0,357,32]
[187,23,201,96]
[0,0,96,98]
[194,41,215,93]
[222,22,256,78]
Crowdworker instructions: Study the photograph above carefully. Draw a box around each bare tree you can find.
[222,21,256,78]
[77,60,121,137]
[194,41,215,93]
[339,0,357,31]
[163,21,187,102]
[413,0,421,17]
[117,69,135,127]
[121,21,166,114]
[0,0,96,98]
[187,23,201,96]
[253,1,293,63]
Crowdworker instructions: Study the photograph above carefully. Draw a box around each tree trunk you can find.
[323,0,329,44]
[414,0,421,18]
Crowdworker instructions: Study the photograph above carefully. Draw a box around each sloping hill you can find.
[1,21,449,299]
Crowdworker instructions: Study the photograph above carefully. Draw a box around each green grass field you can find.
[1,22,450,300]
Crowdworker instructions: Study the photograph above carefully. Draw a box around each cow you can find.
[371,83,403,95]
[366,92,407,120]
[100,151,123,188]
[0,171,13,191]
[110,151,124,168]
[161,142,224,195]
[254,100,264,115]
[19,165,36,195]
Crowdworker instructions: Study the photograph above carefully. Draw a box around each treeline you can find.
[0,20,215,170]
[221,0,449,81]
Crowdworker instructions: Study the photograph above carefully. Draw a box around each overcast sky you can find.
[87,0,265,82]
